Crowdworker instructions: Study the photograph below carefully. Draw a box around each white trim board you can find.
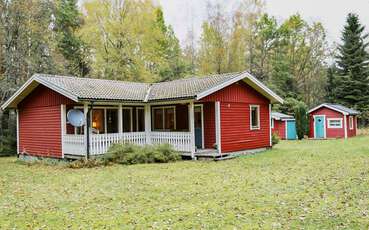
[327,118,343,129]
[250,105,260,130]
[309,104,349,116]
[1,75,79,110]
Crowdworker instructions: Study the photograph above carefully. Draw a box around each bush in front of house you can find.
[272,133,280,145]
[104,143,181,165]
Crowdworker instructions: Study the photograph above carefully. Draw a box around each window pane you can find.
[122,109,132,132]
[92,109,105,134]
[164,108,175,130]
[251,107,259,128]
[153,108,163,130]
[137,108,145,132]
[107,109,118,133]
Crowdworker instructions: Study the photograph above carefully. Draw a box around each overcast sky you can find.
[158,0,369,46]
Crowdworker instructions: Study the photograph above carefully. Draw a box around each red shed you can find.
[271,112,297,140]
[1,71,283,159]
[308,103,359,139]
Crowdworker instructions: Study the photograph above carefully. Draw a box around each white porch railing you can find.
[63,131,192,156]
[150,132,192,152]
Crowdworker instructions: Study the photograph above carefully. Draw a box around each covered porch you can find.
[61,101,222,158]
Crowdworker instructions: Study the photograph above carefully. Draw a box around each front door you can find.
[314,115,325,138]
[194,105,203,149]
[286,120,297,140]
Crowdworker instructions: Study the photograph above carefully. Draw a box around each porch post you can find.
[188,101,195,159]
[118,104,123,133]
[269,104,272,146]
[144,104,151,144]
[83,103,89,158]
[61,104,66,158]
[215,101,222,155]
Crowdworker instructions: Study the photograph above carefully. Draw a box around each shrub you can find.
[104,143,181,165]
[68,158,104,169]
[294,101,309,140]
[272,133,280,145]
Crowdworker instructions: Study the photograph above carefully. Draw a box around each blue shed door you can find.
[286,120,297,140]
[314,115,325,139]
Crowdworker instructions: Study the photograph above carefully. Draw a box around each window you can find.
[327,118,342,128]
[250,105,260,130]
[271,118,274,128]
[91,109,105,134]
[106,109,118,133]
[122,108,133,132]
[349,116,354,130]
[152,106,176,131]
[136,108,145,132]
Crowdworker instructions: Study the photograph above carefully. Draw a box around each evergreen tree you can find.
[325,66,337,103]
[336,13,369,114]
[55,0,90,77]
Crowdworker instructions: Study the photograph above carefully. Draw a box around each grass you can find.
[1,136,369,229]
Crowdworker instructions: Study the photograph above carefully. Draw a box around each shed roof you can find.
[1,71,284,109]
[271,112,294,120]
[308,103,360,115]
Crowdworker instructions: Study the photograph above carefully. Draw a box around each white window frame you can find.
[349,116,354,130]
[152,106,177,131]
[327,118,343,129]
[271,118,274,129]
[250,105,260,130]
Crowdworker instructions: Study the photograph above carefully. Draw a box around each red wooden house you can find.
[308,103,359,139]
[1,71,283,159]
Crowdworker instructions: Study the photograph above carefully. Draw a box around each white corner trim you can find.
[250,105,260,130]
[215,101,222,155]
[61,104,66,158]
[285,120,288,140]
[341,115,347,139]
[269,104,272,146]
[195,71,284,104]
[327,118,343,129]
[16,109,19,155]
[308,104,348,115]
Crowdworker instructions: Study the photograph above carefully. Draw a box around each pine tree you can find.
[325,66,337,103]
[55,0,90,77]
[336,13,369,113]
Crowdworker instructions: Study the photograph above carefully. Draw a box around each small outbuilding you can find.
[308,103,359,139]
[271,112,297,140]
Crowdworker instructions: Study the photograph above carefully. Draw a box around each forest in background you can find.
[1,0,368,153]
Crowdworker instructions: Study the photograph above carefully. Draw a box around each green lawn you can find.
[1,137,369,229]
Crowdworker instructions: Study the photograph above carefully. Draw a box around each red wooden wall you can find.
[18,85,74,158]
[309,107,357,138]
[201,81,271,153]
[272,119,286,139]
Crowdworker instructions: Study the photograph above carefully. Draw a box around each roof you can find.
[308,103,360,115]
[1,71,284,109]
[271,112,294,120]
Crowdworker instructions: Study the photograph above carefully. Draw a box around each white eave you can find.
[1,75,79,110]
[195,71,284,104]
[308,104,349,116]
